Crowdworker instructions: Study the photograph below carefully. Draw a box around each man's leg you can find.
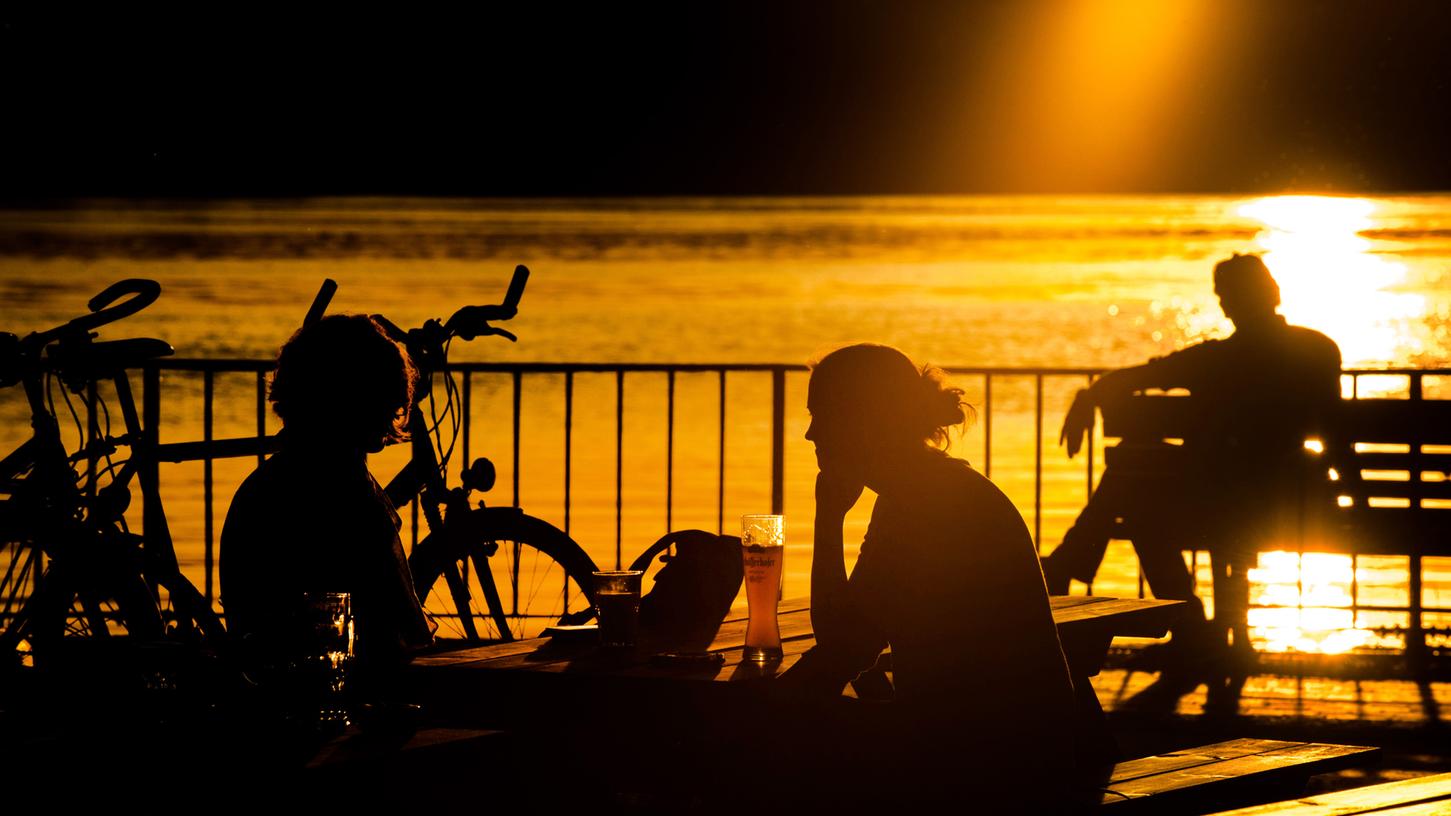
[1041,468,1131,593]
[1209,548,1255,666]
[1131,532,1209,638]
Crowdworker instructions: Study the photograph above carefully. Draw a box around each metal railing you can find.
[112,360,1451,655]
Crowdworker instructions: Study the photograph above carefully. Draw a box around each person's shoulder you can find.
[1147,335,1226,368]
[231,453,285,502]
[931,454,1035,543]
[1282,323,1342,367]
[1285,323,1341,351]
[933,454,1016,508]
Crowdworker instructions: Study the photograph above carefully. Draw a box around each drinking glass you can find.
[593,570,644,648]
[741,514,784,662]
[302,591,354,726]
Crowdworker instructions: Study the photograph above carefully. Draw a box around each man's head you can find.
[269,314,416,453]
[1213,253,1280,327]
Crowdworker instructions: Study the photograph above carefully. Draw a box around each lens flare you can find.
[1248,551,1379,653]
[1232,196,1426,372]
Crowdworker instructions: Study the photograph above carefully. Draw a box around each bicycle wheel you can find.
[1,535,225,672]
[1,550,160,672]
[410,509,599,643]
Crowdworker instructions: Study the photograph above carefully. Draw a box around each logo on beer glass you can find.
[741,514,784,662]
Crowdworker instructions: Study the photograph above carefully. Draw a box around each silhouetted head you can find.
[806,344,971,484]
[1213,253,1280,328]
[269,315,416,453]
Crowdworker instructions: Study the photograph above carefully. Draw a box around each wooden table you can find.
[411,594,1182,731]
[407,596,1184,807]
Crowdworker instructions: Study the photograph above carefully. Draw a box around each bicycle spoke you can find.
[414,514,597,645]
[1,543,36,621]
[472,546,513,642]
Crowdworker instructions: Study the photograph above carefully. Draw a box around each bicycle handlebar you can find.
[2,280,165,386]
[443,265,529,341]
[304,279,338,328]
[74,279,162,333]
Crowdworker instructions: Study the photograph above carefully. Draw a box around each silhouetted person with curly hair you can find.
[222,314,433,708]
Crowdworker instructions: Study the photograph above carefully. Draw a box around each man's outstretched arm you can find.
[1060,362,1167,458]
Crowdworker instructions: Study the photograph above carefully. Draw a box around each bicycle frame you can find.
[1,341,224,653]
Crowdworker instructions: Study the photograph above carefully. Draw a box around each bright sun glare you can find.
[1230,196,1419,654]
[1235,195,1425,370]
[1247,552,1377,654]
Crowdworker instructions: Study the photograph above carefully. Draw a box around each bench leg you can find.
[1073,670,1120,767]
[1209,550,1256,669]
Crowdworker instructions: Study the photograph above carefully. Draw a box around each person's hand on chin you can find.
[815,466,864,521]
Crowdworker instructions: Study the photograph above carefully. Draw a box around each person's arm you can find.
[781,470,890,697]
[1059,361,1168,458]
[810,468,863,641]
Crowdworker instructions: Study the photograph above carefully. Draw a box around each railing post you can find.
[86,381,98,503]
[1408,555,1425,670]
[461,371,472,473]
[1407,369,1425,669]
[616,371,625,569]
[512,371,522,509]
[563,371,573,610]
[1034,373,1043,553]
[718,370,727,535]
[141,365,164,600]
[1085,374,1096,495]
[770,368,785,516]
[666,370,675,533]
[203,370,214,603]
[564,371,573,537]
[983,374,993,478]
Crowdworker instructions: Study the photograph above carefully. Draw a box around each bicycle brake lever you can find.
[448,318,517,343]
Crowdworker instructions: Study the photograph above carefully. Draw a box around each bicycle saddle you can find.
[47,337,174,387]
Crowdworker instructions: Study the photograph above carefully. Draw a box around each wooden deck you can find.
[1208,771,1451,815]
[1094,669,1451,728]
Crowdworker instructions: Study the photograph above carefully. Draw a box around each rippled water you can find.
[2,195,1448,647]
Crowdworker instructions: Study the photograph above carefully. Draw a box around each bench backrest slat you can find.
[1099,394,1451,555]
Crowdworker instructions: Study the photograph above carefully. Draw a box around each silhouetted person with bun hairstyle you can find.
[1045,254,1341,669]
[783,343,1078,808]
[222,314,433,708]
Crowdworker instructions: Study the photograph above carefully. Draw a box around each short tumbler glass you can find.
[593,570,644,648]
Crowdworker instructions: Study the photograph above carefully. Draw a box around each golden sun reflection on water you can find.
[1248,551,1378,654]
[1236,195,1427,371]
[1232,196,1426,652]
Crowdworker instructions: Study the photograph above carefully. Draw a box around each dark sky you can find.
[4,2,1449,198]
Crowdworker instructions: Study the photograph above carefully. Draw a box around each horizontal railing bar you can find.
[1247,603,1451,615]
[147,359,1448,379]
[151,359,275,372]
[155,436,279,462]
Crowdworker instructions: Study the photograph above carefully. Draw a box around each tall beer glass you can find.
[741,514,784,662]
[302,591,354,727]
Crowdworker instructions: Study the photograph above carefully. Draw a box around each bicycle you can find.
[1,267,600,684]
[304,266,603,643]
[210,268,604,643]
[0,280,226,677]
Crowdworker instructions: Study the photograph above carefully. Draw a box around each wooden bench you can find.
[1207,770,1451,815]
[1095,738,1380,814]
[1097,393,1451,661]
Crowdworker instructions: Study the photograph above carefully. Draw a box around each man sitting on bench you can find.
[1043,253,1342,670]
